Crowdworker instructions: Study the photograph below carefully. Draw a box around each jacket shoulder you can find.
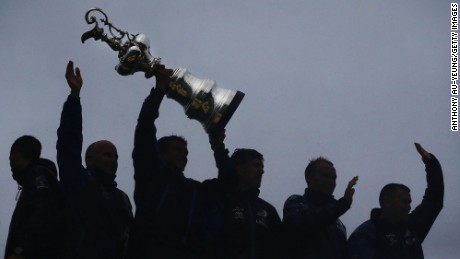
[348,220,378,259]
[285,194,304,202]
[116,188,132,202]
[284,194,308,208]
[350,219,377,239]
[257,197,278,211]
[185,177,201,185]
[255,197,281,222]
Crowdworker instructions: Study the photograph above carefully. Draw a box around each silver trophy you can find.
[81,8,244,133]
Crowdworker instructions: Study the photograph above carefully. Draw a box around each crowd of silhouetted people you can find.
[5,61,444,259]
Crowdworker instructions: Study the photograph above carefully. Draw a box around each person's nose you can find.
[109,154,118,163]
[258,167,264,175]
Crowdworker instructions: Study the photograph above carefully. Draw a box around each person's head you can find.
[379,183,412,223]
[10,135,42,173]
[158,135,188,172]
[37,158,58,179]
[231,148,264,191]
[305,157,336,195]
[85,140,118,175]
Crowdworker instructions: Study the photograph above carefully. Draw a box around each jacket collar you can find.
[304,188,336,205]
[90,169,117,188]
[12,158,57,187]
[370,208,408,230]
[234,188,260,200]
[159,163,186,181]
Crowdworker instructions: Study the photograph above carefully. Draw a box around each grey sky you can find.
[1,1,458,257]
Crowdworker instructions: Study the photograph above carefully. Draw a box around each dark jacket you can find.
[130,87,281,258]
[129,87,206,259]
[57,95,133,259]
[215,189,282,259]
[205,134,282,259]
[5,158,65,259]
[129,86,265,259]
[282,188,351,259]
[347,156,444,259]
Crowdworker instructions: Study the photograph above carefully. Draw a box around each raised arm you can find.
[208,129,237,186]
[283,177,358,235]
[283,196,349,235]
[56,61,87,192]
[132,66,172,180]
[410,143,444,242]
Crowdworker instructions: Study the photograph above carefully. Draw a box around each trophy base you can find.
[206,90,245,134]
[169,68,245,134]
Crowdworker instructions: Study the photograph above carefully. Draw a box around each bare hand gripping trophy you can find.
[81,8,244,133]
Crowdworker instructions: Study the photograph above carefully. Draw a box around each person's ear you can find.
[85,154,94,168]
[306,173,314,186]
[235,164,244,177]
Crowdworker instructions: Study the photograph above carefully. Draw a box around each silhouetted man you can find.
[212,147,282,259]
[348,143,444,259]
[57,61,133,259]
[128,65,277,259]
[6,135,64,259]
[282,157,358,258]
[128,66,208,258]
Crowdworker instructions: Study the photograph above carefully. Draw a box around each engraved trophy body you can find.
[81,8,244,133]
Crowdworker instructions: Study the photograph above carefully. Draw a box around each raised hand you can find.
[209,129,226,150]
[344,176,359,205]
[154,64,174,92]
[65,60,83,98]
[414,142,432,164]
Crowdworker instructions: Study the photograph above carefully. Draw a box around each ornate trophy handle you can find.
[81,7,161,78]
[81,8,131,51]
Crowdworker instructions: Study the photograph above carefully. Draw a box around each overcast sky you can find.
[1,1,458,257]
